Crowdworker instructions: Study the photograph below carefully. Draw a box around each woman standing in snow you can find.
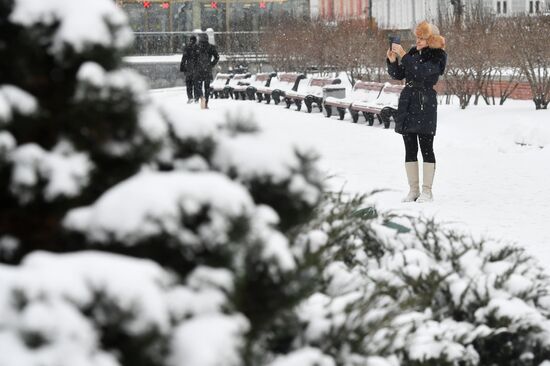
[387,21,447,203]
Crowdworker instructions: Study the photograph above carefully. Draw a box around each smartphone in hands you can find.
[389,35,401,49]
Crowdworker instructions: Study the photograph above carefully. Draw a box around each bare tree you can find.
[450,0,464,26]
[359,28,388,83]
[439,13,477,109]
[507,15,550,109]
[302,21,335,75]
[459,5,498,105]
[331,20,364,84]
[485,68,523,106]
[260,18,310,72]
[485,19,524,105]
[439,6,521,109]
[330,20,386,85]
[260,18,387,82]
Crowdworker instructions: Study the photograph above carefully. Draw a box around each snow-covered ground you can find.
[151,87,550,268]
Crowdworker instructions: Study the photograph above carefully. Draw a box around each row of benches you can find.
[209,72,404,128]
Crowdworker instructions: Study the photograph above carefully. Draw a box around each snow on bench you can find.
[210,73,232,99]
[350,84,405,128]
[231,72,276,101]
[224,73,251,99]
[284,76,341,113]
[324,81,384,120]
[255,73,306,105]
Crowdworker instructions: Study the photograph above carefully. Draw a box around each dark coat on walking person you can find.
[388,40,447,136]
[194,33,219,82]
[180,35,198,101]
[180,35,197,80]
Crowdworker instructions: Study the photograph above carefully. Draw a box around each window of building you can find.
[529,0,534,13]
[497,1,501,13]
[535,0,540,12]
[503,1,507,13]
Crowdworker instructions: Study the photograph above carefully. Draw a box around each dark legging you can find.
[185,77,194,100]
[403,134,435,163]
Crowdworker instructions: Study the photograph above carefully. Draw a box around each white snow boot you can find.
[417,162,435,203]
[402,161,420,202]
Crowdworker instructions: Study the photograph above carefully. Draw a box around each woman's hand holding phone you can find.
[391,43,406,58]
[387,48,397,63]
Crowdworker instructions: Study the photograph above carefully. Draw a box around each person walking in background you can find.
[180,35,197,104]
[387,21,447,203]
[194,33,219,109]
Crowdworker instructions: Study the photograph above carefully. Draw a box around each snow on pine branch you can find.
[63,170,297,274]
[63,171,256,246]
[0,131,16,158]
[75,62,169,149]
[267,347,336,366]
[169,314,249,366]
[9,0,133,56]
[0,251,248,366]
[0,85,38,125]
[9,141,93,204]
[75,62,149,105]
[212,134,322,206]
[213,134,305,184]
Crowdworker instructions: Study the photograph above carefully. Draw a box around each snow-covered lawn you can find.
[152,87,550,267]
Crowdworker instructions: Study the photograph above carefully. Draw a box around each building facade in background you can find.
[369,0,549,30]
[369,0,446,29]
[479,0,549,14]
[116,0,550,33]
[310,0,369,20]
[116,0,309,32]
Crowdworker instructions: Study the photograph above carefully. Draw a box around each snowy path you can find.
[153,88,550,266]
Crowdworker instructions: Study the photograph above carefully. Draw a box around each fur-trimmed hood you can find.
[415,20,446,50]
[428,35,445,49]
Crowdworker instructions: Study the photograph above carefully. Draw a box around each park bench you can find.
[231,72,276,100]
[255,73,306,105]
[223,73,251,99]
[323,81,384,120]
[349,84,405,128]
[285,76,341,113]
[210,73,232,99]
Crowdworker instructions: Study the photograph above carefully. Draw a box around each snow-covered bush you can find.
[0,0,168,262]
[159,106,324,231]
[60,167,325,364]
[0,251,248,366]
[290,193,550,366]
[1,1,326,364]
[2,1,550,366]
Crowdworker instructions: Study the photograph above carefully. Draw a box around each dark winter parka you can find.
[180,37,197,80]
[194,37,220,81]
[387,47,447,135]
